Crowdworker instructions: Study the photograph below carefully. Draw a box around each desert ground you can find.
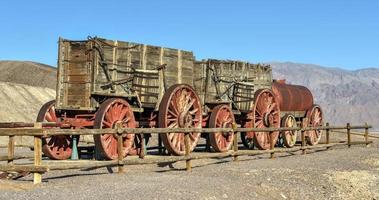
[0,135,378,200]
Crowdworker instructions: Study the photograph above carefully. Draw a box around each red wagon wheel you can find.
[94,98,136,160]
[159,84,202,156]
[281,114,298,148]
[305,105,323,145]
[209,105,235,152]
[36,100,73,160]
[246,89,280,150]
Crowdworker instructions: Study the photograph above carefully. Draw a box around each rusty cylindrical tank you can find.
[271,80,313,112]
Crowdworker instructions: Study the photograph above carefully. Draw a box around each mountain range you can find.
[271,62,379,130]
[0,60,377,130]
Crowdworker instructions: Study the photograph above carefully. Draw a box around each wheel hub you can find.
[178,113,193,128]
[221,122,232,137]
[263,113,273,127]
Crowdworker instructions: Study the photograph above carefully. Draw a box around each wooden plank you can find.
[0,124,372,137]
[0,155,34,161]
[184,133,191,171]
[8,136,15,164]
[347,123,351,148]
[232,123,238,161]
[0,165,48,173]
[33,123,42,184]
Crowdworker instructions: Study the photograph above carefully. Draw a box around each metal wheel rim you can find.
[158,84,202,156]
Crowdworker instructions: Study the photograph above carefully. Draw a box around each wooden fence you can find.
[0,122,376,184]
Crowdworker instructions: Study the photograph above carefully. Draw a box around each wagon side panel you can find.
[233,63,272,112]
[56,39,93,110]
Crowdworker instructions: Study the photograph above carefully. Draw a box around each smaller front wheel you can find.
[305,105,323,145]
[37,100,74,160]
[280,114,298,148]
[209,105,235,152]
[93,98,136,160]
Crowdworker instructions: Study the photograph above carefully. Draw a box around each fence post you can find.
[139,134,146,159]
[158,134,163,155]
[232,123,238,161]
[116,123,124,174]
[270,132,275,159]
[184,133,192,171]
[301,118,307,155]
[347,123,351,148]
[364,122,369,147]
[301,129,306,155]
[8,135,15,165]
[325,122,330,145]
[33,122,42,184]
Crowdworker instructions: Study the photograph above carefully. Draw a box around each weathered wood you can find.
[301,129,306,155]
[0,122,58,128]
[347,123,351,148]
[46,160,118,170]
[365,122,369,146]
[194,60,272,111]
[139,134,146,159]
[117,133,124,173]
[332,130,379,139]
[0,124,373,137]
[8,136,15,164]
[232,123,238,161]
[325,122,330,144]
[184,133,191,171]
[57,38,195,110]
[33,123,42,184]
[0,155,34,162]
[349,141,373,145]
[0,128,44,136]
[0,165,48,173]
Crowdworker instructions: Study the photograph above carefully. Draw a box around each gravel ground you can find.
[0,140,378,200]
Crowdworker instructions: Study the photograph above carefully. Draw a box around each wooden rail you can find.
[0,122,375,184]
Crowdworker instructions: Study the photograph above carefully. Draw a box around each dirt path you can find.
[0,143,378,200]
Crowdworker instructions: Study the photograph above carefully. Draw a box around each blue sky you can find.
[0,0,378,69]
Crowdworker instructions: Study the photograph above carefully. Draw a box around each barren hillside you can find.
[0,61,56,89]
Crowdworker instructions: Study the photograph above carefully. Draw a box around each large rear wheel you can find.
[158,84,202,156]
[246,89,280,150]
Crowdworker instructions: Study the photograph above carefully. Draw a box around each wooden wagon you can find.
[37,37,323,160]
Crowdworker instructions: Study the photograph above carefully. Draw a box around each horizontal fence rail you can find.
[0,122,376,184]
[0,124,374,136]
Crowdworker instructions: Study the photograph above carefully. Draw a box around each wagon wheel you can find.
[246,89,280,150]
[36,100,74,160]
[93,98,136,160]
[281,114,298,148]
[158,84,202,156]
[209,105,235,152]
[305,105,323,145]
